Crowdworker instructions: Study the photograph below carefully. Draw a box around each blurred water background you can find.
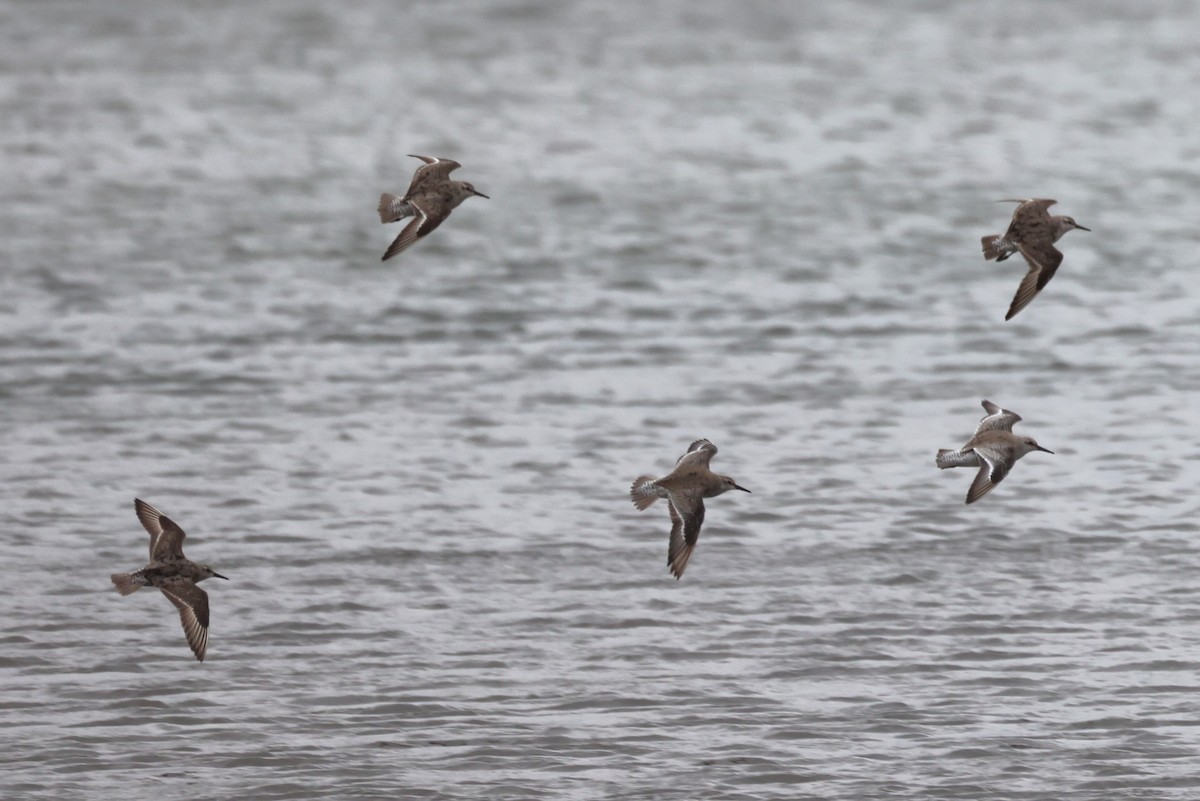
[2,1,1200,798]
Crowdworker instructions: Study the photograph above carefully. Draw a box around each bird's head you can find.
[459,181,488,200]
[1020,437,1054,456]
[718,475,751,496]
[201,565,228,582]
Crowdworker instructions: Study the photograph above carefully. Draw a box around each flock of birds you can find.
[110,156,1089,660]
[623,193,1085,578]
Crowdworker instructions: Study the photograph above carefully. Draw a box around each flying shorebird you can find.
[630,439,751,579]
[936,400,1053,505]
[377,154,488,260]
[111,499,228,662]
[981,198,1089,320]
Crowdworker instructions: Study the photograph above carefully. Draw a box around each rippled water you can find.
[3,1,1200,798]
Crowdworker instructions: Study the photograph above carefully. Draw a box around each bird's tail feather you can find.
[378,193,412,223]
[630,476,660,510]
[110,573,145,595]
[981,235,1008,261]
[936,449,978,469]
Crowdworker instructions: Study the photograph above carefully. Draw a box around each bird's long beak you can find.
[474,190,490,199]
[1074,224,1090,232]
[1036,446,1054,454]
[213,572,229,580]
[734,484,751,493]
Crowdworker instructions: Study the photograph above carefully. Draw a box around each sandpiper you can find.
[630,439,750,579]
[981,198,1089,320]
[936,400,1053,504]
[111,499,227,662]
[377,154,488,260]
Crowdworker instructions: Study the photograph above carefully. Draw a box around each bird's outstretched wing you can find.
[158,580,211,662]
[1004,242,1063,320]
[675,439,718,470]
[975,400,1022,434]
[135,498,188,561]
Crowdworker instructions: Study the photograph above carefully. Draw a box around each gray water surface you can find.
[3,1,1200,799]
